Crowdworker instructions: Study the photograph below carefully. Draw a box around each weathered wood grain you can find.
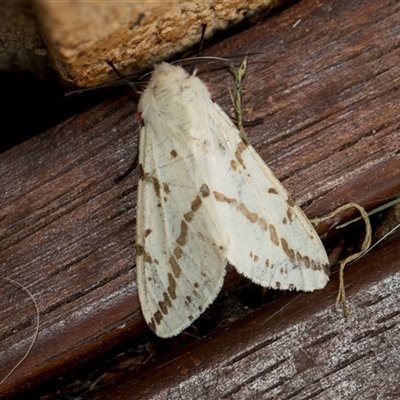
[89,235,400,399]
[0,0,399,398]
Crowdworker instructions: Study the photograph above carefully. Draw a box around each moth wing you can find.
[207,104,330,291]
[136,124,227,338]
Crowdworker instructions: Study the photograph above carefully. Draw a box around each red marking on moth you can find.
[204,83,215,98]
[137,111,144,125]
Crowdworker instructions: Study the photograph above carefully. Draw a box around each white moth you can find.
[136,62,329,338]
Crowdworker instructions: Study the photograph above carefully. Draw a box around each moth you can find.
[136,62,330,338]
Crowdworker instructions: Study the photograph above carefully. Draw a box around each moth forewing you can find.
[136,64,229,337]
[136,62,329,338]
[205,107,329,291]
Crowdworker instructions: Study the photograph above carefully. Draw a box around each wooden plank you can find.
[0,0,399,398]
[89,234,400,399]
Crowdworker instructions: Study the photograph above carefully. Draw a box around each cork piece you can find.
[32,0,278,87]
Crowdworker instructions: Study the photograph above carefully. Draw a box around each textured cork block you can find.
[33,0,279,87]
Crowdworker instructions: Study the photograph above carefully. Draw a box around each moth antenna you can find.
[106,60,123,78]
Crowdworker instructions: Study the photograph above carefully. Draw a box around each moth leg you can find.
[114,150,139,184]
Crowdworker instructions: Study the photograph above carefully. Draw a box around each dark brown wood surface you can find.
[91,234,400,399]
[0,0,399,398]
